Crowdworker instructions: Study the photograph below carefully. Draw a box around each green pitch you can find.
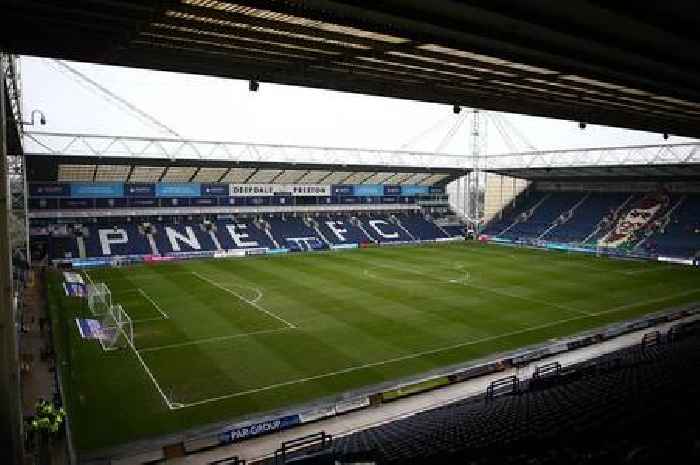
[48,242,700,451]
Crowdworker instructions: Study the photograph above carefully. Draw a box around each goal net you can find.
[87,282,111,316]
[86,282,134,351]
[98,304,134,351]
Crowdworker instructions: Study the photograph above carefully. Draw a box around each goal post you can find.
[86,282,135,351]
[98,304,135,351]
[87,282,111,316]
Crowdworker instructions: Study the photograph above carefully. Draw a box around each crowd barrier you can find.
[482,235,699,266]
[168,304,700,461]
[52,237,464,269]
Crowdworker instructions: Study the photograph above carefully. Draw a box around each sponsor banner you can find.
[230,184,330,197]
[69,258,120,268]
[230,184,274,196]
[567,336,597,351]
[246,248,269,256]
[380,240,415,247]
[63,282,86,297]
[382,196,397,203]
[299,405,336,424]
[75,318,102,339]
[546,342,570,356]
[332,184,353,196]
[450,361,505,383]
[382,377,450,402]
[604,323,631,339]
[288,185,330,196]
[63,272,84,285]
[219,414,301,444]
[267,248,289,254]
[353,184,383,197]
[201,183,229,196]
[341,196,359,204]
[383,185,401,196]
[71,182,124,198]
[144,255,176,262]
[330,244,358,250]
[155,183,202,197]
[400,196,415,204]
[335,397,370,414]
[60,199,94,209]
[401,185,429,196]
[29,198,59,210]
[30,183,70,197]
[487,236,513,244]
[435,237,462,242]
[129,198,159,207]
[125,183,155,197]
[658,256,694,265]
[191,197,217,207]
[214,249,247,259]
[511,348,551,366]
[95,198,127,208]
[429,186,444,194]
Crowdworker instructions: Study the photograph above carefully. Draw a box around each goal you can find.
[87,282,134,351]
[87,282,112,316]
[98,304,134,351]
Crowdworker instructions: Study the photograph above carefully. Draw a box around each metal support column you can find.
[1,59,24,465]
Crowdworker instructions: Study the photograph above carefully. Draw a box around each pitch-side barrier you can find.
[481,235,699,266]
[82,304,699,464]
[51,237,464,269]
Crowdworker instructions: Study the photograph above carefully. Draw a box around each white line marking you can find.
[128,337,175,410]
[251,288,264,304]
[138,327,295,353]
[175,289,700,409]
[368,259,596,317]
[82,271,174,410]
[138,288,169,320]
[132,316,167,323]
[191,272,296,329]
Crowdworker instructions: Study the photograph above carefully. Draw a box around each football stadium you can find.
[2,2,700,465]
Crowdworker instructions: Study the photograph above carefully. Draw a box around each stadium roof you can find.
[485,142,700,182]
[24,132,465,186]
[489,165,700,183]
[3,1,700,138]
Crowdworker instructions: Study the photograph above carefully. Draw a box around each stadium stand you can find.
[642,194,700,258]
[314,215,372,246]
[501,192,585,240]
[482,188,700,258]
[269,323,700,465]
[541,192,629,243]
[37,212,457,260]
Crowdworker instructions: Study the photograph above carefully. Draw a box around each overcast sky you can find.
[20,56,696,156]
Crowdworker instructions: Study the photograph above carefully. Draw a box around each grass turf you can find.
[47,242,700,451]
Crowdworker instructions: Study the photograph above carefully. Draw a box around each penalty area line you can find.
[137,327,295,353]
[191,272,296,329]
[137,288,169,320]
